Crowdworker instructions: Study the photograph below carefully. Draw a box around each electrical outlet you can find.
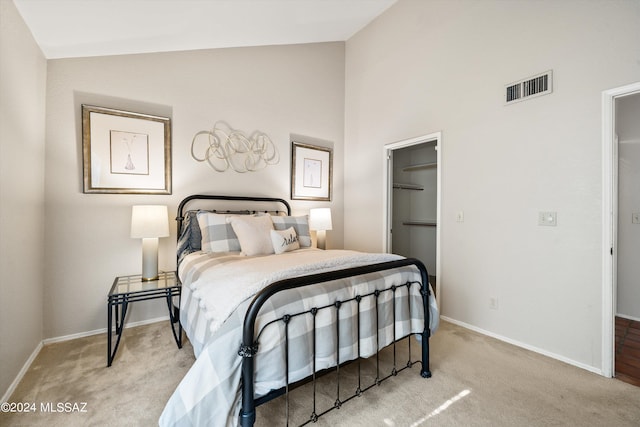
[633,212,640,224]
[489,297,498,310]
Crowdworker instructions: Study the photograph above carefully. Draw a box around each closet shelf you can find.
[402,220,437,227]
[402,162,437,172]
[393,183,424,190]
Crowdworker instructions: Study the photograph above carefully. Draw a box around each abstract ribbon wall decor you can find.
[190,121,279,173]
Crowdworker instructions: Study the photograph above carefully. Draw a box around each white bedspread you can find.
[190,249,405,335]
[160,249,439,427]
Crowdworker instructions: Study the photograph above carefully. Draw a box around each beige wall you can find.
[44,42,345,338]
[0,0,47,398]
[344,0,640,371]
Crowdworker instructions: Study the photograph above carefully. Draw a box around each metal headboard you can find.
[176,194,292,238]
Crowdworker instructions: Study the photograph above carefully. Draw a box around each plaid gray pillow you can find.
[196,212,242,253]
[271,215,311,247]
[177,211,201,264]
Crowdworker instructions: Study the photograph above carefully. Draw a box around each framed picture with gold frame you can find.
[82,105,171,194]
[291,141,332,201]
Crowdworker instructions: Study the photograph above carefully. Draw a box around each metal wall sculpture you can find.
[190,121,279,173]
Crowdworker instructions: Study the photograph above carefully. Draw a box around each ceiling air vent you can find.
[505,70,553,104]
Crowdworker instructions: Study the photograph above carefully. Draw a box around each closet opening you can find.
[602,82,640,378]
[383,132,441,299]
[610,90,640,385]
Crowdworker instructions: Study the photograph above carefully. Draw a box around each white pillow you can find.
[229,215,275,256]
[270,227,300,254]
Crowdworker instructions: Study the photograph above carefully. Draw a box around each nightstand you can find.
[107,271,182,366]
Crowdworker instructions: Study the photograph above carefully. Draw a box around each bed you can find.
[159,194,439,427]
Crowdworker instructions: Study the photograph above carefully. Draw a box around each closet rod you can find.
[402,221,437,227]
[393,183,423,190]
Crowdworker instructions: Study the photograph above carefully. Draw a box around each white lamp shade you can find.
[130,205,170,238]
[309,208,333,231]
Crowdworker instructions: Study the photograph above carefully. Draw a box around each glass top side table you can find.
[107,271,182,366]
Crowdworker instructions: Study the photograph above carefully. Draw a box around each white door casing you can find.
[601,82,640,378]
[383,132,442,304]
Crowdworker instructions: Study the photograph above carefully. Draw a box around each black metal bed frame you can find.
[176,195,432,427]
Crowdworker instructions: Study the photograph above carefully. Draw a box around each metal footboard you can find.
[238,258,432,427]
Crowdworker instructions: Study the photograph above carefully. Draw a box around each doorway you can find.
[614,92,640,385]
[602,82,640,378]
[383,132,441,298]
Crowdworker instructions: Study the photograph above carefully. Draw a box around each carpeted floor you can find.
[2,320,640,426]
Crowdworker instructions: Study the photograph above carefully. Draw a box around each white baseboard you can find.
[616,313,640,323]
[1,341,43,404]
[2,316,170,403]
[43,315,170,345]
[440,316,604,376]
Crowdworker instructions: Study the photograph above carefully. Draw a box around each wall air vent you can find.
[505,70,553,104]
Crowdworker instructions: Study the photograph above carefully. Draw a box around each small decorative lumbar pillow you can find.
[229,215,275,256]
[271,215,311,247]
[270,227,300,254]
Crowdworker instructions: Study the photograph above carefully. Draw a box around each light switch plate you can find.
[538,211,557,226]
[633,212,640,224]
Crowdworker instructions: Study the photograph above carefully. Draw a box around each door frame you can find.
[602,82,640,378]
[383,131,442,301]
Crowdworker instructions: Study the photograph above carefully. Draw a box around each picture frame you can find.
[82,105,172,194]
[291,141,332,201]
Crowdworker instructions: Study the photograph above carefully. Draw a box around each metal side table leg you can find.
[166,289,182,349]
[108,298,128,366]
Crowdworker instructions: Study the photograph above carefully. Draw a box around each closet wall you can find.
[392,142,437,280]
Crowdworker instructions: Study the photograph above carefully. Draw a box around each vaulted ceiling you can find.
[13,0,396,59]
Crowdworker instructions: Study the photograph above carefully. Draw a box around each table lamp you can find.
[130,205,170,281]
[309,208,332,250]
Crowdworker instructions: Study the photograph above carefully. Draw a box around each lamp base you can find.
[317,230,327,250]
[141,237,159,282]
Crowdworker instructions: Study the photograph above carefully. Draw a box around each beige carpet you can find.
[2,320,640,426]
